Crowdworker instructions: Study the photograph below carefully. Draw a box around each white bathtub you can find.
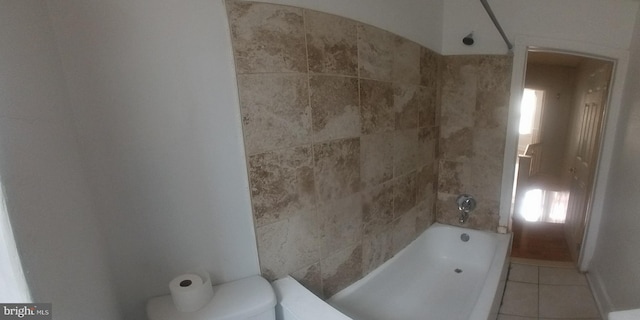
[274,223,511,320]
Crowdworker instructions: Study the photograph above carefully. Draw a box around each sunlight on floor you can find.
[520,188,569,223]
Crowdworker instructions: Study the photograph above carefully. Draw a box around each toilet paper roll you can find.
[169,270,214,312]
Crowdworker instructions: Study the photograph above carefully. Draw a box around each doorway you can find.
[510,51,613,264]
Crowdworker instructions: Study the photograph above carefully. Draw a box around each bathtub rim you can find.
[273,276,353,320]
[469,227,511,320]
[328,222,512,320]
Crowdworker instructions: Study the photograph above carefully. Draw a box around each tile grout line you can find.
[502,264,600,320]
[301,9,325,297]
[538,265,541,319]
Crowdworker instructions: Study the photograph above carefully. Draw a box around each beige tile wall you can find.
[437,56,513,231]
[227,0,511,297]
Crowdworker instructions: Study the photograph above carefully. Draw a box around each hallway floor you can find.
[498,262,601,320]
[511,220,573,262]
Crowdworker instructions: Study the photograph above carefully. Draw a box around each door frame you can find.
[499,36,630,271]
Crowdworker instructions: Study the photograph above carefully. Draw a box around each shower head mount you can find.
[463,32,474,46]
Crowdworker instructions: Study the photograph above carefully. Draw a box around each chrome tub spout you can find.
[456,194,476,224]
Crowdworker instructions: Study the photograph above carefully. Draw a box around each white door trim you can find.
[499,35,630,271]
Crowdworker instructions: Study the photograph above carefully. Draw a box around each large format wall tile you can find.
[360,132,394,188]
[438,160,469,195]
[360,79,394,134]
[416,162,436,201]
[310,75,360,142]
[361,180,394,236]
[228,1,306,73]
[392,206,418,253]
[418,87,437,128]
[393,84,421,130]
[439,125,473,162]
[393,172,417,218]
[237,73,311,155]
[440,62,477,129]
[248,145,315,227]
[358,24,394,81]
[392,37,421,85]
[257,210,321,280]
[415,198,436,234]
[478,56,512,92]
[313,138,360,202]
[318,193,363,257]
[472,127,506,168]
[393,129,420,177]
[437,55,512,231]
[362,228,393,274]
[305,10,358,76]
[321,244,363,297]
[475,91,510,130]
[420,47,440,89]
[227,1,514,299]
[418,126,438,167]
[436,192,460,225]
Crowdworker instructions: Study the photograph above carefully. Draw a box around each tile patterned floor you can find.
[498,262,602,320]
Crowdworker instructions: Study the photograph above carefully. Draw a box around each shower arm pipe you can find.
[479,0,513,51]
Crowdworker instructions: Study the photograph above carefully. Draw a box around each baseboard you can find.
[586,269,614,318]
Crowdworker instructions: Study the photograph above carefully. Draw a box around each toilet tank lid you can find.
[208,275,275,319]
[147,275,276,320]
[609,309,640,320]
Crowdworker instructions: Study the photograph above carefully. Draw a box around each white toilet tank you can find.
[147,275,276,320]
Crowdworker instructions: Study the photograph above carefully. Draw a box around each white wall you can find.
[0,1,121,319]
[46,0,260,318]
[249,0,444,52]
[589,7,640,314]
[524,64,576,179]
[246,0,640,56]
[442,0,640,55]
[229,0,639,57]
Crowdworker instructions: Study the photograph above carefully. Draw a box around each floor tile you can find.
[499,281,538,317]
[539,266,588,285]
[497,315,536,320]
[539,284,600,318]
[508,263,538,284]
[540,318,601,320]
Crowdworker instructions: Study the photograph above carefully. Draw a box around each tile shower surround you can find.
[437,55,512,230]
[227,0,512,298]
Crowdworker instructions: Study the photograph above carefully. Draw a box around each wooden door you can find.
[564,63,611,261]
